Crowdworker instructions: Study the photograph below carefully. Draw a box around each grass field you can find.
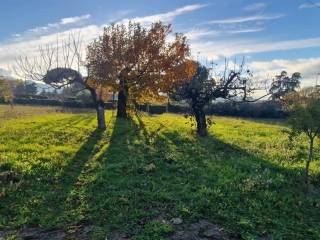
[0,105,319,239]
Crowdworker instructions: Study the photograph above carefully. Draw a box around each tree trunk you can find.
[194,107,207,137]
[96,100,106,130]
[146,104,150,114]
[117,85,128,118]
[88,87,106,130]
[9,100,14,109]
[305,136,314,192]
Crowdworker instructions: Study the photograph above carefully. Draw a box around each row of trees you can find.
[9,20,319,192]
[15,22,196,130]
[0,77,100,108]
[15,22,261,135]
[12,21,305,137]
[0,78,38,104]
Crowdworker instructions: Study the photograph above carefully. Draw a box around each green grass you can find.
[0,104,62,122]
[0,105,319,239]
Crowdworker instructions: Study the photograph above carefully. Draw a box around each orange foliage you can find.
[87,21,196,105]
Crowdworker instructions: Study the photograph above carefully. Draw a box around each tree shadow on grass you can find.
[0,119,105,230]
[155,130,320,239]
[82,116,164,234]
[83,115,320,239]
[2,114,319,239]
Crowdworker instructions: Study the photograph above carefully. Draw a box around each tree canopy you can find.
[87,21,196,118]
[12,80,38,96]
[269,71,301,101]
[0,77,13,104]
[286,87,320,191]
[171,61,254,136]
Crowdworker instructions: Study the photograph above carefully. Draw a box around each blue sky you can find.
[0,0,319,85]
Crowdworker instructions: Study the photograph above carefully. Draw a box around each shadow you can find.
[134,112,164,144]
[82,115,320,239]
[229,116,287,126]
[0,123,105,229]
[154,130,320,239]
[82,116,162,233]
[2,114,319,239]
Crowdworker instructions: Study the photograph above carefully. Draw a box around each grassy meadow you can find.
[0,105,319,239]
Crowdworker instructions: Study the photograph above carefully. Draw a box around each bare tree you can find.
[171,59,268,136]
[13,33,108,129]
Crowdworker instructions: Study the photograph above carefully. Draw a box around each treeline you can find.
[0,96,109,109]
[137,101,285,118]
[2,96,285,119]
[0,77,98,108]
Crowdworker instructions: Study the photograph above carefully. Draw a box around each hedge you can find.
[6,98,286,119]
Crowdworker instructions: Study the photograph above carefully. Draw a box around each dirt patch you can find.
[0,171,20,184]
[106,218,236,240]
[170,219,234,240]
[0,219,235,240]
[0,224,94,240]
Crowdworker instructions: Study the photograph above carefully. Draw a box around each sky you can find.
[0,0,319,86]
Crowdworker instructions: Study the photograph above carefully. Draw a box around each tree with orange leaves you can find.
[87,22,195,118]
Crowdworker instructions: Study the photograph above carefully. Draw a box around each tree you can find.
[43,68,110,129]
[87,22,195,118]
[25,82,38,95]
[171,63,211,136]
[75,90,94,104]
[13,34,109,129]
[0,77,14,106]
[287,89,320,192]
[282,86,320,111]
[13,80,37,96]
[269,71,301,101]
[171,61,255,136]
[59,81,84,100]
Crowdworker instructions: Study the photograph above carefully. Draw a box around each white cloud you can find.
[60,14,91,25]
[184,27,264,42]
[299,2,320,9]
[104,10,133,23]
[120,3,207,25]
[0,4,205,77]
[0,68,12,77]
[189,37,320,60]
[207,14,284,24]
[10,14,91,42]
[0,25,101,77]
[184,29,220,41]
[225,28,264,34]
[0,3,319,90]
[249,58,320,86]
[243,3,267,12]
[153,21,320,89]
